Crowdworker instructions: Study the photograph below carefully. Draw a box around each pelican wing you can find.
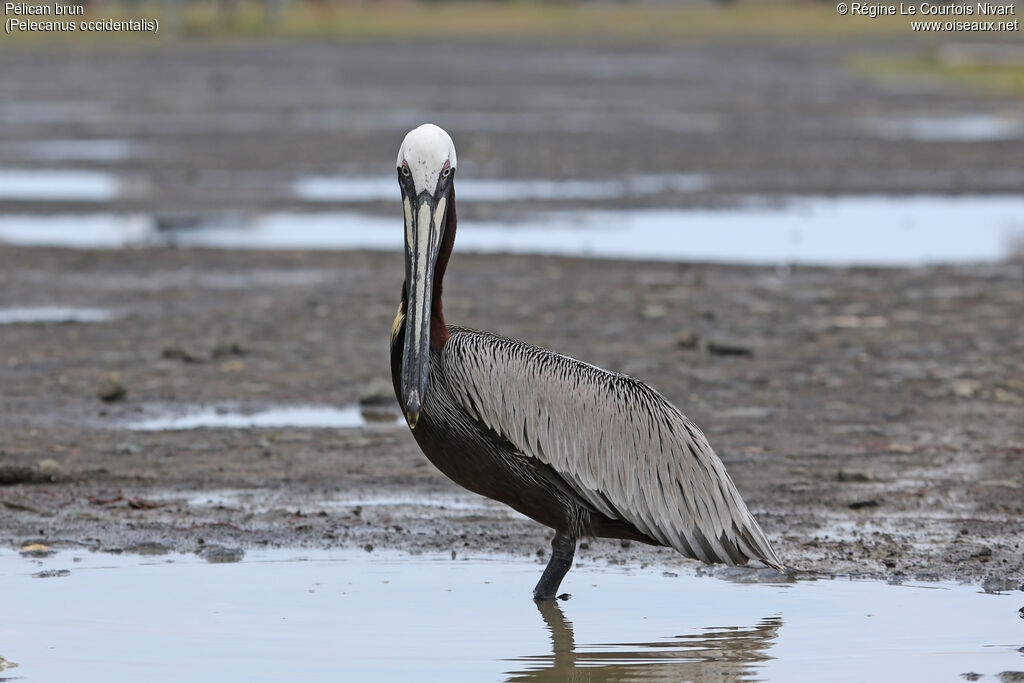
[439,328,783,570]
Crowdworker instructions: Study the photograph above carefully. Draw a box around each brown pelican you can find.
[391,124,783,600]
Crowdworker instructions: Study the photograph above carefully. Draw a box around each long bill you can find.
[401,188,448,429]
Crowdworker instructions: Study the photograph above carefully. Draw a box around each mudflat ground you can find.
[0,245,1021,585]
[1,30,1022,587]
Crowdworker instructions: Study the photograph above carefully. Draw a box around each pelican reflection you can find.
[506,601,781,682]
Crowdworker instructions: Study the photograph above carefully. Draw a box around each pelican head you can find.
[397,124,457,429]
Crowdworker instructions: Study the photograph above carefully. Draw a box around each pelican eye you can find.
[400,165,411,177]
[441,166,452,179]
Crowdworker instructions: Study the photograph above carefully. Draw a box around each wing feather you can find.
[439,329,783,571]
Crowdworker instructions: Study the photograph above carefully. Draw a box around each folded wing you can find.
[440,329,783,571]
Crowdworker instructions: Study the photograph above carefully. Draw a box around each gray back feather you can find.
[437,328,783,571]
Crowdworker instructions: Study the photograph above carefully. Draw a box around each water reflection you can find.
[507,600,781,682]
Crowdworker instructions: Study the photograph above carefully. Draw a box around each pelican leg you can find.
[533,531,576,601]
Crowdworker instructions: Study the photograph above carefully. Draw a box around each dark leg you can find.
[533,531,576,601]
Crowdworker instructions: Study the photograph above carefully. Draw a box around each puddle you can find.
[0,307,114,324]
[123,404,402,431]
[0,169,121,202]
[293,174,709,202]
[1,195,1023,266]
[177,488,509,514]
[143,196,1024,266]
[0,213,154,247]
[1,548,1020,682]
[864,115,1024,142]
[0,139,135,162]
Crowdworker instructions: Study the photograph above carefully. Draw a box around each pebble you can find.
[950,379,981,398]
[211,341,246,358]
[360,378,395,406]
[198,545,245,563]
[37,459,60,478]
[676,330,700,349]
[993,388,1023,405]
[97,376,126,402]
[838,469,875,482]
[32,569,71,579]
[19,543,54,558]
[129,542,171,556]
[161,345,200,363]
[981,576,1019,594]
[642,304,667,320]
[706,337,755,357]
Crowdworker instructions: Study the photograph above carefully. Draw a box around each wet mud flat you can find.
[2,37,1024,218]
[0,245,1021,588]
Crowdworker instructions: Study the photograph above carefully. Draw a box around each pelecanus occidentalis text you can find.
[391,124,783,600]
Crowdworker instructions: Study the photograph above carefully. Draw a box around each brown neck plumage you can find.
[429,185,456,349]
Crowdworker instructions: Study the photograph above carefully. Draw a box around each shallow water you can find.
[1,195,1023,265]
[1,549,1020,682]
[293,174,709,202]
[178,488,511,514]
[0,213,151,247]
[123,404,402,431]
[0,307,114,324]
[864,115,1024,142]
[0,169,120,202]
[0,139,135,162]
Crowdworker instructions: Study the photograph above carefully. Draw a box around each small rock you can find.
[128,542,171,555]
[981,576,1019,594]
[998,672,1024,682]
[37,459,60,479]
[32,569,70,579]
[19,543,54,558]
[838,469,875,482]
[993,388,1023,405]
[161,345,200,363]
[619,539,631,548]
[961,674,981,682]
[211,341,246,358]
[848,500,879,510]
[662,571,678,578]
[950,379,981,398]
[676,330,700,349]
[360,378,395,406]
[707,337,755,357]
[97,375,126,402]
[199,545,244,563]
[642,304,667,320]
[363,543,374,553]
